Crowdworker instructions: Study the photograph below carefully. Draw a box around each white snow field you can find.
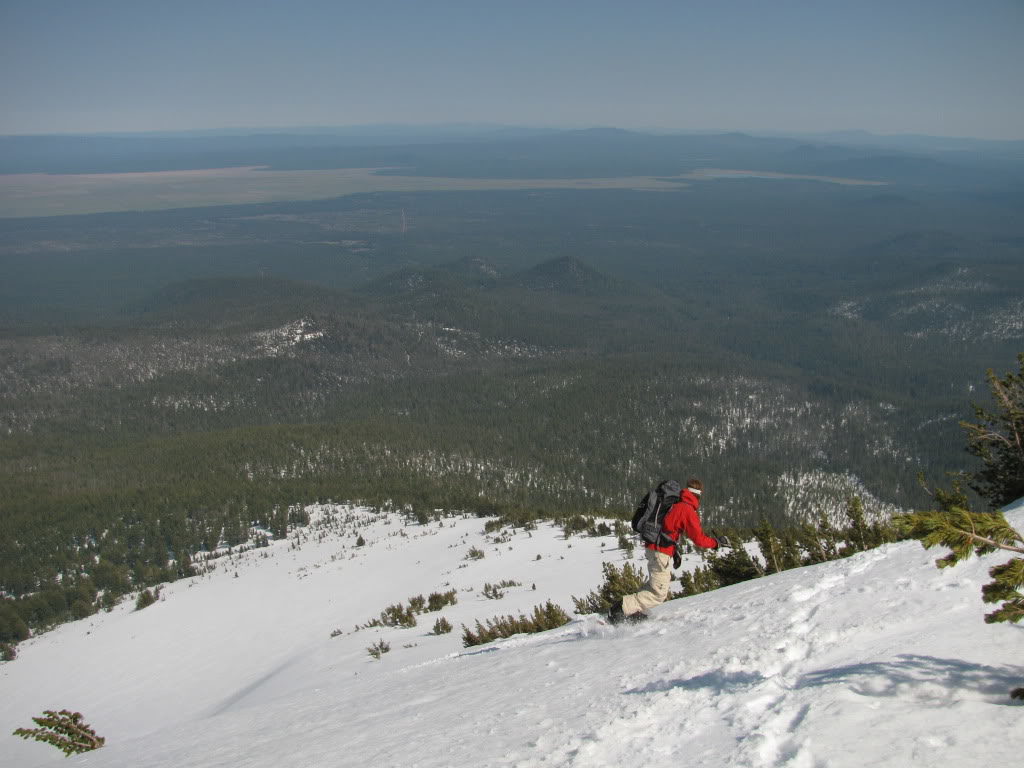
[2,501,1022,768]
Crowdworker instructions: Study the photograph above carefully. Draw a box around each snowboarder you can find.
[609,478,725,624]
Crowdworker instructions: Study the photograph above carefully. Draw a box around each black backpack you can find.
[631,480,682,547]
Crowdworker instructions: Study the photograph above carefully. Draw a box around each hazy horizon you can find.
[2,1,1022,141]
[4,122,1024,144]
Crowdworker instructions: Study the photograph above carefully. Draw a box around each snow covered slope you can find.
[3,502,1022,768]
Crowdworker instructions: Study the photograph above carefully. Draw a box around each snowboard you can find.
[601,611,650,627]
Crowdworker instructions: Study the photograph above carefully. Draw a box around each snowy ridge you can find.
[2,503,1022,767]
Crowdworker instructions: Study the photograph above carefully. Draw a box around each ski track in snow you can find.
[2,502,1023,767]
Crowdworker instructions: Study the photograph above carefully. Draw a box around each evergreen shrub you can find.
[461,601,570,647]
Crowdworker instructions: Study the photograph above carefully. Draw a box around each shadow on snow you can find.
[625,655,1024,706]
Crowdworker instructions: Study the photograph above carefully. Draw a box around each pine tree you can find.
[708,532,761,586]
[690,563,721,593]
[752,517,784,574]
[962,353,1024,508]
[843,496,871,554]
[815,511,841,560]
[797,521,830,565]
[779,531,803,570]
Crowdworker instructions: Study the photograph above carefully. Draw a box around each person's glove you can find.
[672,549,682,569]
[714,534,733,550]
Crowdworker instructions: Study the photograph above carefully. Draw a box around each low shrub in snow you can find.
[135,588,159,611]
[426,590,458,611]
[482,580,521,600]
[366,639,390,660]
[461,601,570,647]
[431,617,453,635]
[572,562,645,615]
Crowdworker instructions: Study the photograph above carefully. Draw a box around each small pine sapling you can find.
[367,639,391,659]
[617,533,634,556]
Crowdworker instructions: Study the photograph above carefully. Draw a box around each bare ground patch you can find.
[0,166,883,218]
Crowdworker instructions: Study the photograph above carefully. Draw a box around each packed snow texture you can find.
[2,501,1022,768]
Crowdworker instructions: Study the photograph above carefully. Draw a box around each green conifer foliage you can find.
[690,564,721,594]
[13,710,105,756]
[843,496,871,554]
[814,512,841,560]
[461,601,570,647]
[571,562,646,615]
[797,522,830,565]
[779,531,803,570]
[900,482,1024,624]
[426,590,458,611]
[367,639,390,659]
[900,358,1024,699]
[675,570,697,597]
[963,353,1024,508]
[752,517,784,574]
[431,617,453,635]
[708,533,761,586]
[135,588,157,611]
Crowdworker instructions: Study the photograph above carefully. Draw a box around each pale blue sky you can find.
[1,0,1022,138]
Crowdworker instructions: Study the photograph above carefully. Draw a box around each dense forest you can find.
[1,129,1022,643]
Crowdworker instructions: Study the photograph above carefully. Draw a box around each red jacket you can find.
[647,488,718,555]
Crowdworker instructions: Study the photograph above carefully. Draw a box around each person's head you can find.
[686,478,703,495]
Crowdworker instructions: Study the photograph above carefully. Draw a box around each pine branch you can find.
[963,531,1024,556]
[900,507,1024,564]
[13,710,105,756]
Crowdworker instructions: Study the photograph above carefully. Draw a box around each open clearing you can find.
[0,166,884,218]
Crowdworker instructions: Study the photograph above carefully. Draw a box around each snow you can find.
[2,501,1023,768]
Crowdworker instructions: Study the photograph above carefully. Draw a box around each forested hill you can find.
[0,248,1014,611]
[1,128,1022,647]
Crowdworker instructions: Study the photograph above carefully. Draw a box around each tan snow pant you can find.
[621,548,673,616]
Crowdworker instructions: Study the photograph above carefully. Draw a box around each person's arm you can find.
[679,504,718,550]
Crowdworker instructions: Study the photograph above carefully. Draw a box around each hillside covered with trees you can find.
[1,130,1021,643]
